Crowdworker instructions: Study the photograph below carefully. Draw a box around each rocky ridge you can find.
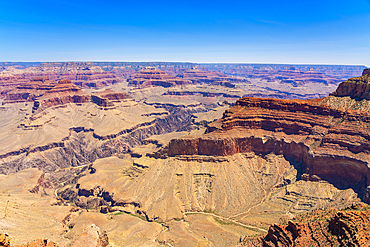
[3,78,131,113]
[127,67,191,88]
[0,64,369,246]
[153,71,370,204]
[241,203,370,246]
[177,67,248,86]
[0,62,122,90]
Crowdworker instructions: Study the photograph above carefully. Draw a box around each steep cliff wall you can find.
[157,71,370,203]
[127,68,190,88]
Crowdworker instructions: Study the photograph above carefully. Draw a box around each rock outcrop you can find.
[2,78,132,113]
[127,67,191,88]
[154,70,370,202]
[0,62,122,90]
[70,224,108,247]
[13,239,58,247]
[0,234,10,247]
[241,203,370,247]
[330,70,370,99]
[0,234,58,247]
[177,67,247,86]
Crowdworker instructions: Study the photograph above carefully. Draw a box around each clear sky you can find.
[1,0,369,66]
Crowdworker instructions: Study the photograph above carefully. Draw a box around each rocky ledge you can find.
[241,202,370,246]
[127,67,191,88]
[3,78,132,112]
[152,70,370,203]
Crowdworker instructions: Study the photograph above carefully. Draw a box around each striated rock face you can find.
[2,78,131,113]
[33,79,90,112]
[156,71,370,202]
[331,71,370,99]
[91,89,131,109]
[0,62,122,91]
[127,67,191,88]
[214,66,343,85]
[242,203,370,247]
[177,67,247,86]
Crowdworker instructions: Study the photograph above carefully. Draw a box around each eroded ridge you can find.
[241,203,370,247]
[152,71,370,203]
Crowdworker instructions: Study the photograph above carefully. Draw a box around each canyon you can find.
[0,62,368,246]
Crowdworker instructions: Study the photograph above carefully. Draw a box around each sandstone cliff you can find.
[331,70,370,99]
[154,70,370,204]
[127,67,191,88]
[241,203,370,247]
[2,78,131,114]
[0,62,122,91]
[177,67,248,86]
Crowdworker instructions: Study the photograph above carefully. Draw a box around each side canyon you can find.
[0,63,368,246]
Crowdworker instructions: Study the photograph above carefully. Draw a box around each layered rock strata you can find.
[154,71,370,202]
[127,67,191,88]
[2,78,131,113]
[241,203,370,247]
[177,67,248,86]
[0,62,122,90]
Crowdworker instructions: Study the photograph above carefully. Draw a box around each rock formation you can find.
[127,67,191,88]
[0,64,368,246]
[0,234,10,247]
[331,70,370,99]
[2,78,131,113]
[153,70,370,203]
[241,203,370,247]
[0,62,122,90]
[13,239,58,247]
[177,67,248,86]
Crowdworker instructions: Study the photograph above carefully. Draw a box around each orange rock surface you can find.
[155,70,370,203]
[2,78,131,113]
[177,67,247,86]
[0,62,122,91]
[127,67,191,88]
[0,234,57,247]
[241,203,370,247]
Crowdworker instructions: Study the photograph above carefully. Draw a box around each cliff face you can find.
[242,203,370,247]
[0,62,122,91]
[331,72,370,99]
[127,67,191,88]
[177,67,248,86]
[3,78,131,113]
[158,71,370,203]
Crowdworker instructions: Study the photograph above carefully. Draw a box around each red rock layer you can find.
[127,67,191,88]
[224,67,342,84]
[0,234,57,247]
[13,239,58,247]
[91,89,131,108]
[177,67,247,86]
[0,62,122,91]
[2,78,131,113]
[242,203,370,247]
[156,71,370,202]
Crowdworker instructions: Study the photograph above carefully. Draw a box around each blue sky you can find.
[0,0,369,65]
